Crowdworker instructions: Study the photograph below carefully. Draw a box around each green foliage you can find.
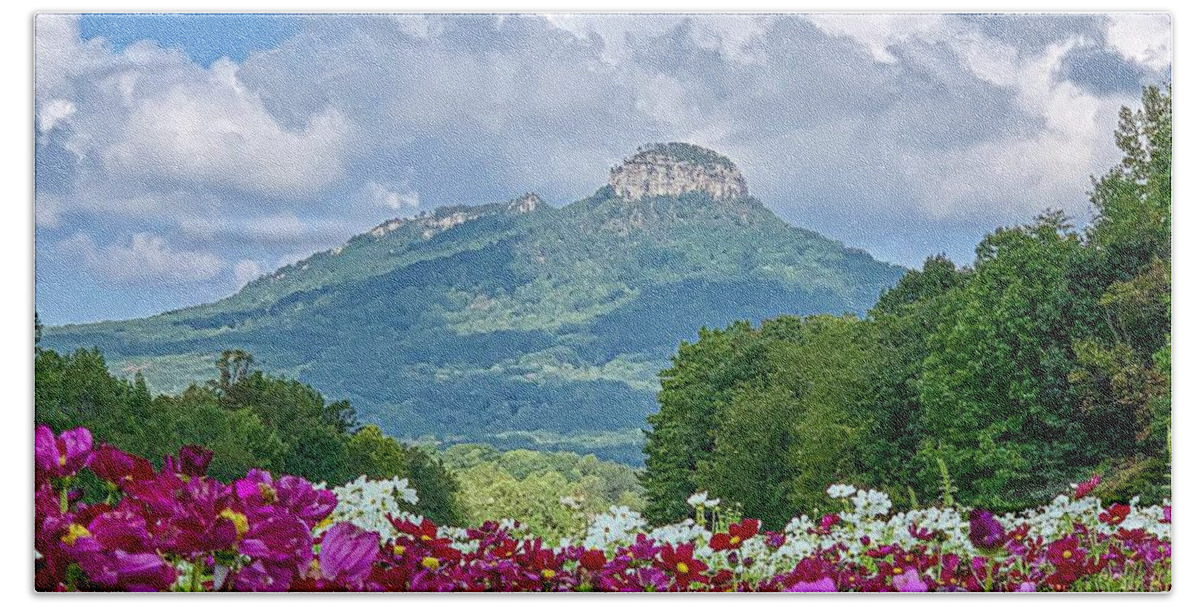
[645,315,879,528]
[630,142,738,170]
[643,85,1171,520]
[642,320,768,524]
[917,211,1090,508]
[34,347,461,522]
[442,445,644,538]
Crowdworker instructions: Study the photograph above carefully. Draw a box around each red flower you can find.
[656,543,707,586]
[1046,535,1084,583]
[89,444,155,487]
[579,549,607,571]
[709,518,760,551]
[1099,503,1131,526]
[390,515,440,543]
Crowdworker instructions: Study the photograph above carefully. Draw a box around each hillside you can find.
[41,144,905,464]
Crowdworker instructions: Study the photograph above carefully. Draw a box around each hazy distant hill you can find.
[42,144,905,464]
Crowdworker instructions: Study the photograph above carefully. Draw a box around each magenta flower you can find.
[232,559,297,592]
[63,509,176,591]
[968,509,1005,551]
[788,577,837,592]
[784,557,837,592]
[239,514,313,566]
[75,548,178,591]
[892,568,928,592]
[145,477,241,556]
[164,444,214,478]
[35,426,94,484]
[275,475,337,527]
[315,522,381,589]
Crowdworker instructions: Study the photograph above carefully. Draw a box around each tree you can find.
[859,256,966,502]
[641,321,771,524]
[916,212,1091,508]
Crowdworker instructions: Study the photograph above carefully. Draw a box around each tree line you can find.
[34,344,462,524]
[641,86,1171,528]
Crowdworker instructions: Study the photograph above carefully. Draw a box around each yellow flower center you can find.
[676,562,689,574]
[316,515,334,530]
[1062,550,1073,559]
[60,523,91,546]
[421,557,440,570]
[58,454,67,467]
[258,483,278,504]
[893,567,903,575]
[420,534,433,542]
[730,535,741,545]
[393,544,407,557]
[219,508,249,540]
[542,569,556,580]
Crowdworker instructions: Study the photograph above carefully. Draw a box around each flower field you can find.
[35,426,1170,592]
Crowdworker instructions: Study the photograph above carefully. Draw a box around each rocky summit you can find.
[609,143,748,202]
[42,145,904,464]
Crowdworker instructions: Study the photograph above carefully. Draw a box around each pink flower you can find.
[892,568,928,592]
[314,523,380,589]
[35,426,94,484]
[788,577,837,592]
[1073,475,1101,500]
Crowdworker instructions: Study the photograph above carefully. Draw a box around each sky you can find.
[33,13,1172,325]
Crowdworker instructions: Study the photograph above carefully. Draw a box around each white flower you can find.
[826,484,857,499]
[686,491,720,508]
[323,476,422,540]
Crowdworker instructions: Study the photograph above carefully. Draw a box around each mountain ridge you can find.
[42,145,906,464]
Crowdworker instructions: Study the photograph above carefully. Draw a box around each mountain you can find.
[41,143,905,464]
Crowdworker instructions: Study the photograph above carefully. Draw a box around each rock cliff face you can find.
[609,143,748,202]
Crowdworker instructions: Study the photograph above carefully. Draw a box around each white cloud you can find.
[58,232,226,285]
[179,213,356,246]
[1106,13,1172,70]
[38,99,77,133]
[804,13,948,63]
[35,14,80,99]
[390,14,441,39]
[101,58,350,198]
[363,181,420,212]
[234,259,266,287]
[37,18,351,202]
[899,40,1120,220]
